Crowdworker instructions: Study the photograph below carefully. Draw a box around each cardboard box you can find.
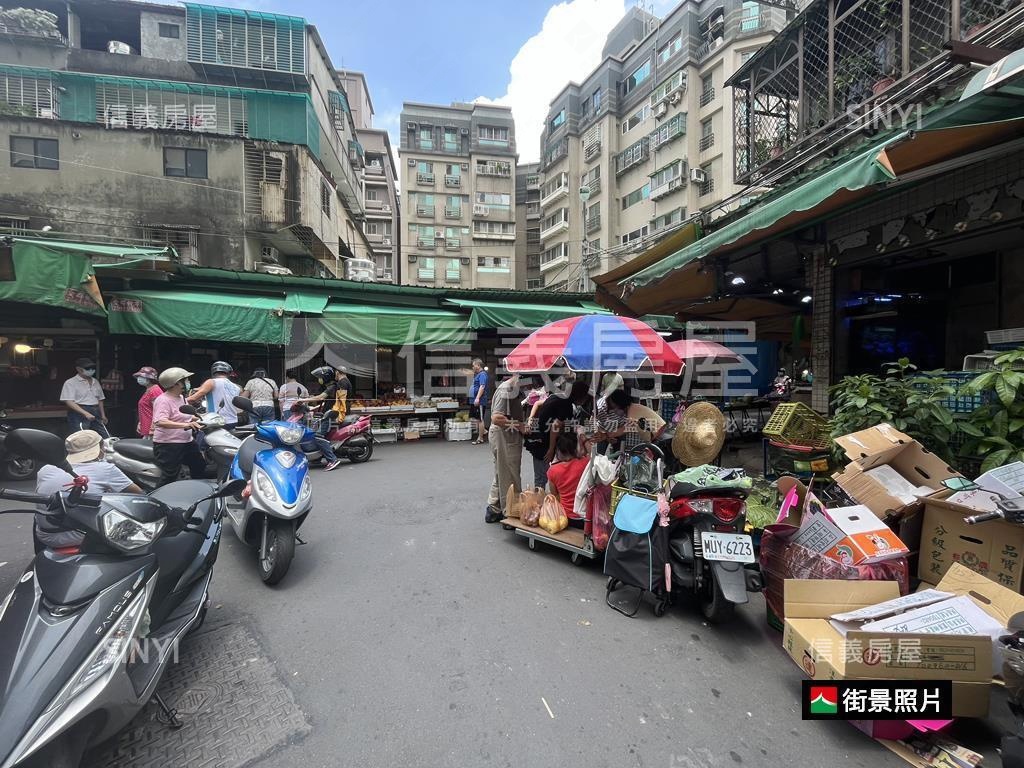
[918,496,1024,590]
[833,424,964,520]
[792,505,909,565]
[781,562,1024,717]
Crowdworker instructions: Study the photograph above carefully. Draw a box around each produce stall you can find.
[347,396,463,442]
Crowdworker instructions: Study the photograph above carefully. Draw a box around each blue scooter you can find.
[224,396,315,584]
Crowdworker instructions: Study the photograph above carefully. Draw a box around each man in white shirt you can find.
[242,368,279,422]
[188,361,241,427]
[35,431,142,551]
[278,371,308,417]
[60,357,109,437]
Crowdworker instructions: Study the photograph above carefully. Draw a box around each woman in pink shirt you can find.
[133,366,163,437]
[152,367,206,485]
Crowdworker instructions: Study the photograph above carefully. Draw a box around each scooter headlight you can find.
[299,475,312,502]
[253,468,278,503]
[102,509,166,552]
[275,425,305,445]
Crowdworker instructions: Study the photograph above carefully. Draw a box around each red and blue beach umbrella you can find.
[503,315,684,374]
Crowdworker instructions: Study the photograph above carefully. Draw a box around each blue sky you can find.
[219,0,645,160]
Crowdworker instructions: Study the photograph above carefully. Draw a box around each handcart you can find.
[604,443,672,617]
[502,445,619,565]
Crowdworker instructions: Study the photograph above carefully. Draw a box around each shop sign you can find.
[109,297,144,313]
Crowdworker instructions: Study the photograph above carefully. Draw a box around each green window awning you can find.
[626,134,904,289]
[107,290,291,345]
[283,291,330,315]
[445,298,609,330]
[312,304,469,346]
[0,239,172,316]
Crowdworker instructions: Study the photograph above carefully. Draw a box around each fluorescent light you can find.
[657,331,673,337]
[771,288,784,295]
[13,343,32,354]
[801,295,813,304]
[730,275,746,286]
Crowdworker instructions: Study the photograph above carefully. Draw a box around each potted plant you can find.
[960,2,989,38]
[834,53,879,109]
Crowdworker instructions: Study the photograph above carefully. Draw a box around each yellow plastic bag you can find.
[538,494,568,534]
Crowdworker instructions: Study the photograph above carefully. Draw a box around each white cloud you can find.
[478,0,627,162]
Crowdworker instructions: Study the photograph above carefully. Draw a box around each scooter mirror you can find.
[215,478,247,498]
[232,395,256,414]
[179,404,198,416]
[942,477,979,492]
[6,428,73,474]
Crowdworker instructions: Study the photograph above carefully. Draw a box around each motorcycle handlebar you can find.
[965,510,1003,525]
[0,488,51,505]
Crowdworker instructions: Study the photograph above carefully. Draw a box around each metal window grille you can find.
[0,70,57,118]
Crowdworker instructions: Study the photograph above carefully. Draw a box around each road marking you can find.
[541,697,555,719]
[0,562,6,569]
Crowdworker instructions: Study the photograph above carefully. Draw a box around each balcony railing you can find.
[418,268,435,281]
[699,88,715,107]
[526,205,541,220]
[416,172,435,185]
[650,176,686,200]
[445,175,461,187]
[695,36,722,62]
[366,163,384,176]
[526,174,541,190]
[473,227,516,241]
[0,23,68,45]
[584,140,602,161]
[445,238,461,249]
[650,113,686,150]
[417,237,437,247]
[445,270,461,283]
[543,139,568,169]
[416,205,435,217]
[586,214,601,234]
[738,13,769,34]
[540,218,569,241]
[540,183,569,209]
[477,162,512,177]
[615,139,650,175]
[444,207,462,219]
[699,133,716,152]
[699,178,715,197]
[365,198,384,209]
[583,177,601,196]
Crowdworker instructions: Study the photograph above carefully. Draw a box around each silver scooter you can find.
[0,428,244,768]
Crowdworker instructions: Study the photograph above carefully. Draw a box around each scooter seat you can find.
[149,479,217,515]
[340,415,361,427]
[113,439,155,462]
[235,435,272,477]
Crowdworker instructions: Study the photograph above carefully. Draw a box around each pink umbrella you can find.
[668,339,741,362]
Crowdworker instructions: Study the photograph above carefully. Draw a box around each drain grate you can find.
[85,622,311,768]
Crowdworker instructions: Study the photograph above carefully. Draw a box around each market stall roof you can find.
[0,238,171,316]
[599,112,1024,317]
[106,289,293,345]
[312,303,469,345]
[444,298,609,329]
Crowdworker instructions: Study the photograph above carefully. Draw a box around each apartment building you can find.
[515,162,541,289]
[339,69,400,283]
[0,0,373,278]
[398,102,517,289]
[536,1,785,289]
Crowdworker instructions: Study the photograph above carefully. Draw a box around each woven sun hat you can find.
[66,430,104,464]
[672,402,726,467]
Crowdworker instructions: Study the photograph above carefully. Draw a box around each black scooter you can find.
[0,429,244,768]
[0,421,38,481]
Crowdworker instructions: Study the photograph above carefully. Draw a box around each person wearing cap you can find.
[60,357,108,438]
[133,366,162,437]
[34,431,142,552]
[187,361,241,427]
[242,367,279,422]
[485,373,530,524]
[154,367,207,485]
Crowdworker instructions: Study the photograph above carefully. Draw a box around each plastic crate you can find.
[761,403,830,450]
[445,421,473,442]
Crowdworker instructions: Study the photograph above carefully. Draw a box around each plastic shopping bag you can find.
[538,494,568,534]
[506,485,522,519]
[519,487,544,525]
[590,484,613,551]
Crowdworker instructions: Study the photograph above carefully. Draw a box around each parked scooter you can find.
[667,469,763,623]
[225,396,315,584]
[0,428,244,768]
[304,405,374,464]
[0,420,39,481]
[179,406,241,482]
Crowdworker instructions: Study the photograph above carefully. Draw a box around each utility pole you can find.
[578,185,592,292]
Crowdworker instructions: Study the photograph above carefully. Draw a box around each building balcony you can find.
[699,88,716,108]
[650,114,686,150]
[540,218,570,241]
[445,175,462,187]
[445,270,461,283]
[585,214,602,234]
[417,268,435,281]
[540,248,568,272]
[542,139,568,170]
[584,140,602,161]
[526,206,541,220]
[365,204,393,218]
[540,183,569,209]
[472,229,516,241]
[615,139,650,176]
[445,238,461,249]
[416,172,435,185]
[650,176,686,200]
[417,237,437,248]
[477,161,513,177]
[699,133,716,152]
[0,22,68,46]
[415,205,435,217]
[366,163,384,176]
[526,174,541,190]
[699,178,715,197]
[366,198,385,209]
[583,177,601,197]
[444,207,462,219]
[371,239,393,252]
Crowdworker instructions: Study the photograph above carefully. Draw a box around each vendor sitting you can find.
[546,430,590,527]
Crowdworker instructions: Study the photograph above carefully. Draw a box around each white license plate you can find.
[700,531,755,563]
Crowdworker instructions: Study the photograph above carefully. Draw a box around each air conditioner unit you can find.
[407,122,418,129]
[655,102,668,119]
[407,158,416,166]
[461,163,469,171]
[382,237,392,246]
[408,254,418,263]
[473,204,489,216]
[669,92,682,105]
[690,168,707,183]
[460,128,469,135]
[460,257,470,265]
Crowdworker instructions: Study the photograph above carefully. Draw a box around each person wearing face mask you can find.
[133,366,163,438]
[152,367,207,485]
[60,357,109,438]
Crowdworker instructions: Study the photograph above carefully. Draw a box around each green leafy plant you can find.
[830,358,957,462]
[960,349,1024,473]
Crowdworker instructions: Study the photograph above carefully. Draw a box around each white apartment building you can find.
[398,102,518,289]
[536,1,785,289]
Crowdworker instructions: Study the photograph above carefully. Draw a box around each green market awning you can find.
[106,290,291,345]
[283,291,330,315]
[626,134,904,289]
[0,238,171,316]
[446,298,607,330]
[312,303,469,345]
[577,300,678,331]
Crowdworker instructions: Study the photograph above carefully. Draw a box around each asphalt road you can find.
[0,440,951,767]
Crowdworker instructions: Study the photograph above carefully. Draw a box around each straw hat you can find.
[672,402,726,467]
[66,431,104,464]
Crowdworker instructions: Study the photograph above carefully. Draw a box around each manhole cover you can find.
[85,622,311,768]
